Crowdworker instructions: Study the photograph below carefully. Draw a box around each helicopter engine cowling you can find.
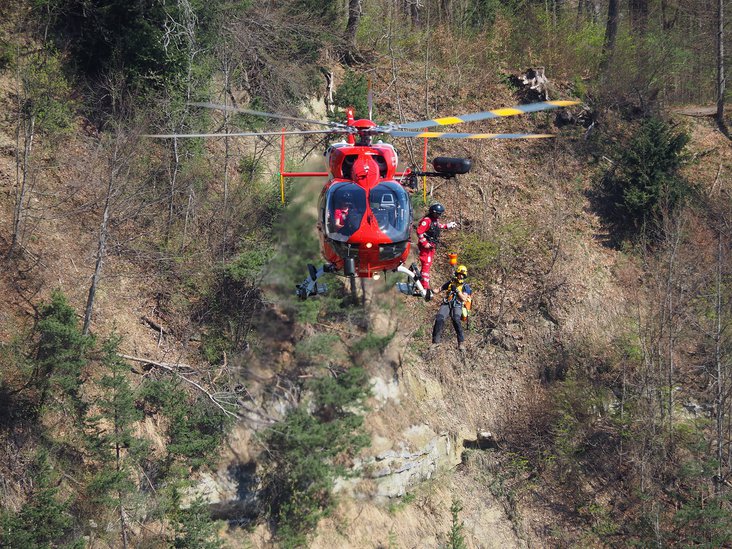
[326,143,398,180]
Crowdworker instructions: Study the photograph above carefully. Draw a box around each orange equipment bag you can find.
[461,296,472,322]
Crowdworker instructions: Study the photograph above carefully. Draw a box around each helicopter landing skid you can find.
[296,263,336,300]
[394,263,431,301]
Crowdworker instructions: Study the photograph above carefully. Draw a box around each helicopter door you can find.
[325,183,367,242]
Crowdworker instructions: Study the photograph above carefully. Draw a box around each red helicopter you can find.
[148,98,578,301]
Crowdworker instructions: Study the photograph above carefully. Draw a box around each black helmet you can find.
[428,203,445,216]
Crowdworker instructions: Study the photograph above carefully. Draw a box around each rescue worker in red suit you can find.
[416,203,458,291]
[334,194,353,230]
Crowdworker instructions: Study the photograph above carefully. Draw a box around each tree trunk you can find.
[716,0,729,136]
[715,232,724,495]
[165,136,180,245]
[629,0,648,33]
[84,136,123,336]
[660,0,678,30]
[115,417,129,549]
[83,174,113,336]
[221,57,232,262]
[323,68,334,115]
[9,114,34,257]
[344,0,362,64]
[601,0,619,70]
[409,0,421,27]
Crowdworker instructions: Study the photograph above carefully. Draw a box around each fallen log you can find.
[119,353,240,419]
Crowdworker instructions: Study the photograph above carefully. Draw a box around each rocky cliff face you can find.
[187,278,550,547]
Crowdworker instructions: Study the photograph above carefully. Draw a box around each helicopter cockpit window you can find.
[368,182,412,242]
[326,183,367,241]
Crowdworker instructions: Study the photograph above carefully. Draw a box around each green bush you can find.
[458,233,500,273]
[224,246,274,284]
[295,298,323,324]
[332,70,370,121]
[259,367,371,546]
[295,333,341,363]
[350,332,395,355]
[597,117,691,240]
[0,451,79,548]
[33,290,92,412]
[140,379,233,470]
[308,366,371,421]
[16,50,74,137]
[197,243,273,362]
[170,495,225,549]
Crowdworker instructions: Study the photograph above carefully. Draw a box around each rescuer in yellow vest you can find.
[431,265,472,351]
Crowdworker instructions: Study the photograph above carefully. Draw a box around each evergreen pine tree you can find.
[33,290,92,414]
[447,498,468,549]
[332,70,370,120]
[619,118,690,224]
[259,367,371,546]
[0,450,79,548]
[139,378,232,470]
[599,117,691,240]
[85,336,147,548]
[170,494,224,549]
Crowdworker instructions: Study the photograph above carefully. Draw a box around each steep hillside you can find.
[2,1,732,548]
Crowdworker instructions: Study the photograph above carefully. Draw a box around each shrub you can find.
[332,70,370,121]
[258,367,371,546]
[458,232,500,273]
[197,244,272,362]
[350,332,395,355]
[597,117,691,241]
[140,379,233,470]
[20,51,74,136]
[170,495,224,549]
[447,498,468,549]
[0,451,79,548]
[295,333,341,363]
[33,290,92,412]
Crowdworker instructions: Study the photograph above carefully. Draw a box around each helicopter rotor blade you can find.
[144,129,349,139]
[189,102,343,129]
[388,130,557,139]
[390,100,580,130]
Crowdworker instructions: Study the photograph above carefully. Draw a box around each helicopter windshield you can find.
[368,182,412,242]
[326,183,367,241]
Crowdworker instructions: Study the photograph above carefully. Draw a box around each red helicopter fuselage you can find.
[316,124,413,278]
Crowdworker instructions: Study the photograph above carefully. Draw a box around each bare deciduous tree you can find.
[600,0,619,71]
[344,0,363,64]
[84,131,125,334]
[716,0,729,136]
